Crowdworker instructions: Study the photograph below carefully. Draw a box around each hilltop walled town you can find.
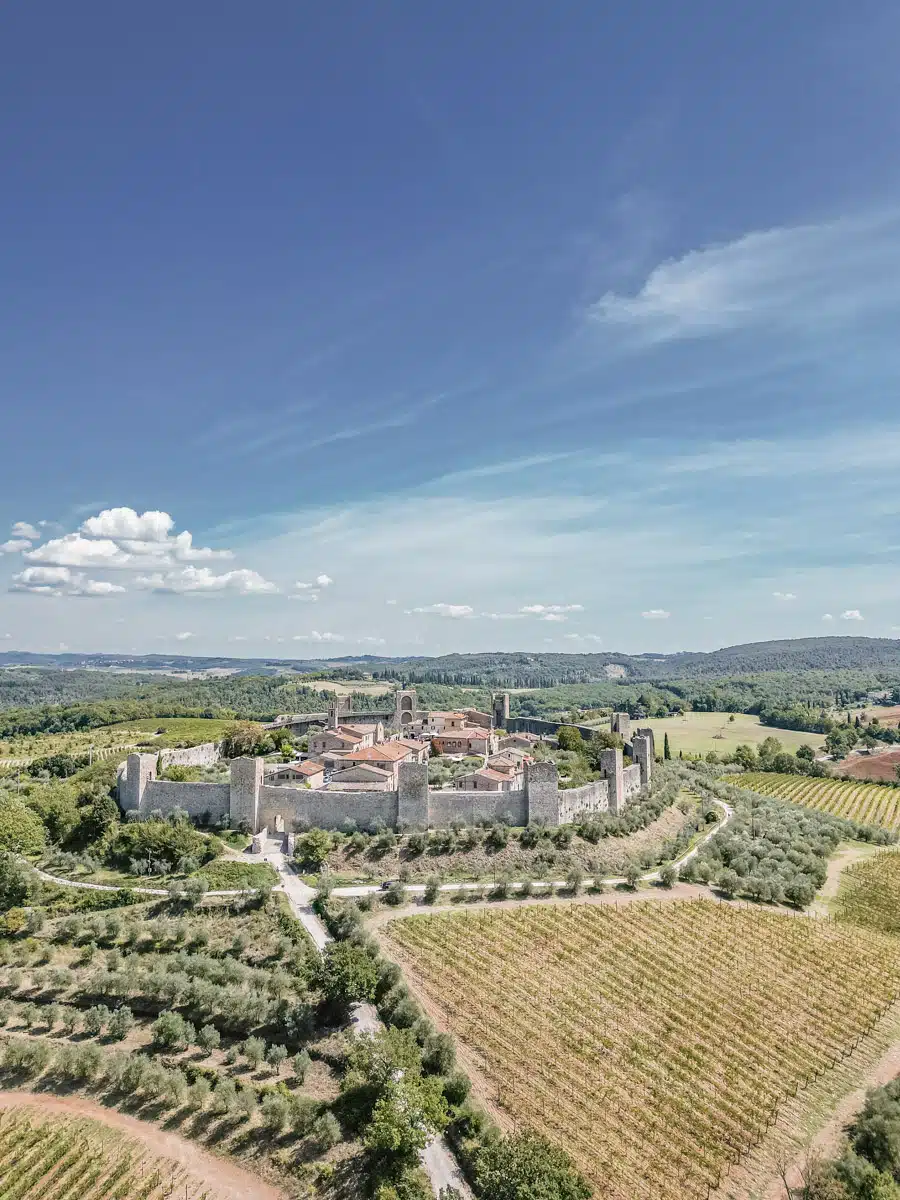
[117,688,655,837]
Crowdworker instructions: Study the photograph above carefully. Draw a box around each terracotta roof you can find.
[342,742,416,763]
[474,768,511,782]
[336,724,372,737]
[395,739,425,750]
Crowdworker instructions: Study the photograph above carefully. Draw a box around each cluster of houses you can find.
[265,698,546,794]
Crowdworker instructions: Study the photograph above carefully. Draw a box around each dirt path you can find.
[0,1091,286,1200]
[809,841,886,917]
[366,880,722,927]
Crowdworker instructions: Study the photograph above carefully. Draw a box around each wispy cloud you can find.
[642,609,670,619]
[773,591,797,601]
[586,211,900,345]
[840,609,864,621]
[407,603,474,618]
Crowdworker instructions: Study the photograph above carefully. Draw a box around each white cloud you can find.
[26,508,232,571]
[295,582,316,590]
[822,613,835,621]
[587,211,900,344]
[408,603,475,618]
[386,599,398,606]
[81,507,174,542]
[642,609,671,619]
[519,603,584,614]
[357,636,386,645]
[481,612,527,620]
[541,613,568,622]
[773,591,797,600]
[315,574,333,587]
[1,633,11,640]
[293,631,345,643]
[11,522,40,540]
[563,633,603,643]
[840,609,864,621]
[174,631,194,641]
[0,540,31,553]
[135,567,278,595]
[26,534,133,569]
[229,635,248,642]
[10,566,125,597]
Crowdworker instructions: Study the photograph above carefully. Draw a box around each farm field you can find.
[102,716,241,745]
[734,772,900,833]
[588,712,820,756]
[0,1101,262,1200]
[0,896,360,1196]
[382,900,900,1200]
[835,747,900,782]
[836,849,900,935]
[0,717,240,765]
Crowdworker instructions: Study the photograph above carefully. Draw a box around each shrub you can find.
[107,1007,134,1040]
[659,864,678,889]
[266,1044,288,1074]
[152,1011,195,1050]
[423,876,441,905]
[83,1004,110,1035]
[295,828,333,869]
[242,1035,267,1068]
[320,941,378,1009]
[0,798,45,855]
[108,820,214,872]
[197,1023,221,1053]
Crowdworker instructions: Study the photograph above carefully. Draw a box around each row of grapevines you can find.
[736,772,900,831]
[385,899,900,1200]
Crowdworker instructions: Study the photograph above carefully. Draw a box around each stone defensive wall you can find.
[504,716,599,741]
[117,737,653,833]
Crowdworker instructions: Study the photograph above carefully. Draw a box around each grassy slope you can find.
[590,711,822,755]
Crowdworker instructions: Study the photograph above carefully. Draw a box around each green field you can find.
[610,711,821,756]
[103,716,243,745]
[733,772,900,833]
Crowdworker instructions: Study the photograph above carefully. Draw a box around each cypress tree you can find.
[664,732,671,760]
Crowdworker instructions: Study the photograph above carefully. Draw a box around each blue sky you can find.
[2,1,900,657]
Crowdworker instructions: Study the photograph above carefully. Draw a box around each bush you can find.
[107,1007,134,1040]
[295,828,333,869]
[152,1011,195,1050]
[423,876,441,905]
[0,798,46,855]
[197,1023,221,1053]
[321,941,378,1010]
[659,864,678,889]
[476,1131,591,1200]
[108,820,214,872]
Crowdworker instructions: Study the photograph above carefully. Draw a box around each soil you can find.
[0,1091,286,1200]
[328,802,693,884]
[835,747,900,781]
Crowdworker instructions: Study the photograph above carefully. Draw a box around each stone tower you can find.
[600,747,625,814]
[610,712,631,741]
[394,688,417,728]
[492,692,510,729]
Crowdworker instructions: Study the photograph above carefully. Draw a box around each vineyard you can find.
[384,900,900,1200]
[732,772,900,832]
[837,849,900,935]
[0,1105,213,1199]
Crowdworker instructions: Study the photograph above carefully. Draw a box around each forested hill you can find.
[3,637,900,688]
